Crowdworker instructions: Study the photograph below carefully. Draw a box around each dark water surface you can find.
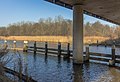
[1,40,120,82]
[5,51,120,82]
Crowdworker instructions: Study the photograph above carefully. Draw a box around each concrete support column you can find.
[73,0,84,64]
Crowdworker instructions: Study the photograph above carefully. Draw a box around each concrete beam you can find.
[73,0,84,5]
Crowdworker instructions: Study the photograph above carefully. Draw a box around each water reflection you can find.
[5,50,120,82]
[44,55,48,64]
[73,64,84,82]
[63,58,71,63]
[57,57,61,64]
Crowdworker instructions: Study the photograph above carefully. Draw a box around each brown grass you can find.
[0,36,110,44]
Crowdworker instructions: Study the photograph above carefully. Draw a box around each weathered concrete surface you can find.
[73,1,84,64]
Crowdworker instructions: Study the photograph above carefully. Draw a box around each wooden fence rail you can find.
[27,42,72,58]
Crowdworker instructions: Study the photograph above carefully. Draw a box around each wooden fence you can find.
[2,40,120,66]
[27,42,120,66]
[27,42,72,59]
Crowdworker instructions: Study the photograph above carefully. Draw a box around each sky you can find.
[0,0,117,27]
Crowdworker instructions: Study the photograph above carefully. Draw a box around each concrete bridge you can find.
[45,0,120,64]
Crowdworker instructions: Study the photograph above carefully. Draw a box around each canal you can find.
[1,40,120,82]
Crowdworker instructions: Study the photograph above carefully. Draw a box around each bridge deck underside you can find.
[46,0,120,25]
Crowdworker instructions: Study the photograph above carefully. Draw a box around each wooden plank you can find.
[116,55,120,59]
[48,48,58,51]
[36,47,45,50]
[47,51,58,55]
[89,52,111,58]
[115,60,120,63]
[28,46,34,48]
[37,50,45,53]
[61,52,67,55]
[61,49,67,52]
[29,46,45,50]
[28,49,34,51]
[90,57,110,62]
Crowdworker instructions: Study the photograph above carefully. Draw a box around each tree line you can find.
[0,16,119,38]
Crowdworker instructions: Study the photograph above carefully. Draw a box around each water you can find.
[1,40,120,55]
[5,52,120,82]
[1,40,120,82]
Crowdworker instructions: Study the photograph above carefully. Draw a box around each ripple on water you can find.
[5,51,120,82]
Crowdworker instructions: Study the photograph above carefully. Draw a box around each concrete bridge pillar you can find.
[73,0,84,64]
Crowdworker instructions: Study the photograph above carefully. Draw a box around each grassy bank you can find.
[0,36,109,44]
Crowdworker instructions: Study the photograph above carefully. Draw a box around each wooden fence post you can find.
[67,43,70,58]
[34,41,37,54]
[13,41,16,48]
[105,42,107,47]
[45,42,48,56]
[97,40,99,47]
[85,45,89,62]
[13,40,16,50]
[23,41,28,52]
[58,42,61,57]
[109,45,115,66]
[4,40,8,49]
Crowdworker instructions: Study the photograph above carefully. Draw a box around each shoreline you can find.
[0,36,109,44]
